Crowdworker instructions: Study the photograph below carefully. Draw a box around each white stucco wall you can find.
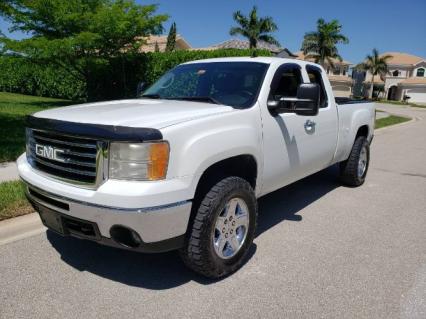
[388,68,410,78]
[385,77,405,90]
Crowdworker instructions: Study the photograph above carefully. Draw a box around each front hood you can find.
[33,99,235,129]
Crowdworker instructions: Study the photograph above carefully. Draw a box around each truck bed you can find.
[333,100,376,163]
[335,97,371,105]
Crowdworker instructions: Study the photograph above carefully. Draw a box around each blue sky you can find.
[1,0,425,63]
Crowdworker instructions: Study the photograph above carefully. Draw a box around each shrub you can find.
[0,56,86,100]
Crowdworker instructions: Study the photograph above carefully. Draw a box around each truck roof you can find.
[183,56,312,67]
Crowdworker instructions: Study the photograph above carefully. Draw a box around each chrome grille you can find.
[26,129,108,188]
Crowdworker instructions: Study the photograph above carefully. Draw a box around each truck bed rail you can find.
[335,97,371,105]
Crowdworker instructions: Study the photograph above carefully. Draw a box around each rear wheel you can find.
[180,176,257,278]
[339,136,370,186]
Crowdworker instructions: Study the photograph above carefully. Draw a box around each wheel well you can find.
[195,155,257,197]
[356,125,369,139]
[189,155,257,225]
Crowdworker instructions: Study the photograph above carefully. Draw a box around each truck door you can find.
[303,64,339,170]
[260,63,338,195]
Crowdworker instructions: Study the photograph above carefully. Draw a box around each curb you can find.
[0,213,45,246]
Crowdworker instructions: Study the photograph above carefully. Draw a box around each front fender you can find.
[162,108,263,198]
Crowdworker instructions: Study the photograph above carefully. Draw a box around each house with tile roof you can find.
[199,39,297,58]
[138,34,191,52]
[294,51,353,98]
[139,36,297,58]
[362,52,426,103]
[202,38,281,53]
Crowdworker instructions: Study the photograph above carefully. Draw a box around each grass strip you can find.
[375,115,410,129]
[0,180,33,221]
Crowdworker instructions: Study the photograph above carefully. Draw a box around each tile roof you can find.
[207,39,282,53]
[381,52,424,65]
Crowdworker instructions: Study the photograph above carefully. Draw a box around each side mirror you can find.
[293,83,320,116]
[136,81,146,97]
[267,83,320,116]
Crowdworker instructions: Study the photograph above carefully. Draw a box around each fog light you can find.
[110,225,142,248]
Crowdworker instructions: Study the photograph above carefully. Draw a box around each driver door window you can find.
[269,66,303,109]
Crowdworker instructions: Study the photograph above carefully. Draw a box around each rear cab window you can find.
[306,65,328,108]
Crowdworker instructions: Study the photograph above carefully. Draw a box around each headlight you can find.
[109,142,169,181]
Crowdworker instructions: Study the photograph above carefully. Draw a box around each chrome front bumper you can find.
[24,181,192,252]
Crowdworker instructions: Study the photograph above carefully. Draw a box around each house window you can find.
[392,70,399,77]
[417,68,425,77]
[333,68,340,75]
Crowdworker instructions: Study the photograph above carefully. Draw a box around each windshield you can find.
[142,62,269,108]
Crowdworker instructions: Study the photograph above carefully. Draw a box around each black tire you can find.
[339,136,370,186]
[180,176,257,278]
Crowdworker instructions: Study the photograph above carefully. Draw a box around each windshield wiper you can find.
[141,94,161,99]
[167,96,222,105]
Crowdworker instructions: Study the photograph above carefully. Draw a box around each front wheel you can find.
[180,176,257,278]
[339,136,370,186]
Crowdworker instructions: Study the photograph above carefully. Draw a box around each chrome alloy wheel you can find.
[213,197,250,260]
[358,145,368,178]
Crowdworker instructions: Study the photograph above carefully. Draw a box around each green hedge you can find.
[0,49,272,101]
[0,56,86,100]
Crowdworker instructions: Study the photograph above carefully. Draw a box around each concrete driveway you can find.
[1,104,425,319]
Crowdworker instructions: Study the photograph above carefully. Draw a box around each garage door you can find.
[406,87,426,103]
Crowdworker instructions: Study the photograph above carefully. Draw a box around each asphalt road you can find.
[1,104,425,319]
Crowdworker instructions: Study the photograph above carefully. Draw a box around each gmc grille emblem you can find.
[35,144,65,162]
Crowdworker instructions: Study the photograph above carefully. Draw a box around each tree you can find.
[165,22,176,52]
[229,6,280,49]
[356,48,392,99]
[301,18,349,67]
[0,0,168,100]
[0,1,13,16]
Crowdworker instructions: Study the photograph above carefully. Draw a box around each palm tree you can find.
[357,49,392,99]
[301,19,349,67]
[229,6,280,49]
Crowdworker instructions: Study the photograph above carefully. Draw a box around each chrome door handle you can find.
[304,120,316,132]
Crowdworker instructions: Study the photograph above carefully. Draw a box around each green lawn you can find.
[375,115,411,129]
[0,180,33,221]
[0,92,72,163]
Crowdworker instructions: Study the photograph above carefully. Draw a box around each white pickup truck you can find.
[18,57,375,278]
